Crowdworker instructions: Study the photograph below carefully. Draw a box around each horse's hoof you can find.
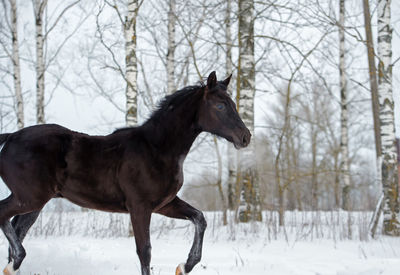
[175,263,186,275]
[3,261,18,275]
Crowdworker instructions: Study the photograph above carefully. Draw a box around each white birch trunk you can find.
[237,0,261,222]
[377,0,400,236]
[166,0,176,95]
[34,0,47,124]
[225,0,235,210]
[10,0,24,129]
[125,0,139,126]
[225,0,232,81]
[338,0,351,210]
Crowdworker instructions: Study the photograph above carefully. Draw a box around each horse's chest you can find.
[175,156,184,186]
[166,155,185,194]
[155,155,185,210]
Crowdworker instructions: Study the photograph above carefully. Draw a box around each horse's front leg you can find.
[128,205,152,275]
[156,196,207,275]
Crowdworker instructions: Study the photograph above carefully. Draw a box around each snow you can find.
[0,211,399,275]
[1,234,399,274]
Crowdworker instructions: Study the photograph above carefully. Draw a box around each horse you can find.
[0,71,250,275]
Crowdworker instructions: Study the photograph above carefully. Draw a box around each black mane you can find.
[149,84,204,121]
[113,84,205,134]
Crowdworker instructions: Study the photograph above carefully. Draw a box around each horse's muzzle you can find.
[233,128,251,149]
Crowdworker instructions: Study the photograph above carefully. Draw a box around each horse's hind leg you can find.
[0,193,47,275]
[1,221,25,275]
[0,195,29,275]
[8,211,41,263]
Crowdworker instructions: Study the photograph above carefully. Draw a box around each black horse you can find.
[0,72,250,275]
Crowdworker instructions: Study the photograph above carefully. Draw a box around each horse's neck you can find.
[146,113,201,158]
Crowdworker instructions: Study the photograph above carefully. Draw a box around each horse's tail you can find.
[0,133,11,146]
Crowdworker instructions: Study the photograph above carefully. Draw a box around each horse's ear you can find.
[222,74,232,86]
[207,71,217,89]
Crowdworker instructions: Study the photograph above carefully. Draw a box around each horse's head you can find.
[197,71,251,149]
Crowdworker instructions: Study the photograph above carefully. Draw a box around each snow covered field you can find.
[0,211,399,275]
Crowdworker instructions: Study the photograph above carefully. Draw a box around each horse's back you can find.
[61,128,129,212]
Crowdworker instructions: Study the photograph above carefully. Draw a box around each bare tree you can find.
[363,0,383,238]
[225,0,236,210]
[273,85,293,225]
[214,136,228,225]
[338,0,351,210]
[0,0,23,129]
[32,0,82,124]
[166,0,176,94]
[9,0,23,129]
[376,0,400,236]
[99,0,142,126]
[125,0,140,126]
[237,0,262,222]
[363,0,381,160]
[33,0,47,124]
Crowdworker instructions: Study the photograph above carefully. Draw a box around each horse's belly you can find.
[61,179,128,213]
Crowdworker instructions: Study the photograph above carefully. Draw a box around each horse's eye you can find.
[216,103,225,110]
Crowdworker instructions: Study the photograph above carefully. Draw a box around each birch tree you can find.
[0,0,23,129]
[166,0,176,94]
[9,0,23,129]
[94,0,148,126]
[376,0,400,236]
[237,0,261,222]
[33,0,47,124]
[125,0,139,126]
[225,0,236,210]
[338,0,351,210]
[9,0,24,129]
[32,0,82,124]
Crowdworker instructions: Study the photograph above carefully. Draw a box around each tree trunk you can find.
[225,0,235,210]
[369,193,384,238]
[363,0,382,158]
[214,137,228,225]
[338,0,351,210]
[225,0,232,79]
[278,185,284,226]
[377,0,400,236]
[227,150,235,210]
[10,0,23,129]
[311,129,318,210]
[285,131,294,210]
[333,149,340,208]
[363,0,384,237]
[234,154,242,223]
[125,0,139,126]
[289,134,301,210]
[274,84,292,226]
[166,0,176,94]
[34,0,47,125]
[237,0,261,222]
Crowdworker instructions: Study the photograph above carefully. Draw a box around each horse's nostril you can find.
[242,134,248,145]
